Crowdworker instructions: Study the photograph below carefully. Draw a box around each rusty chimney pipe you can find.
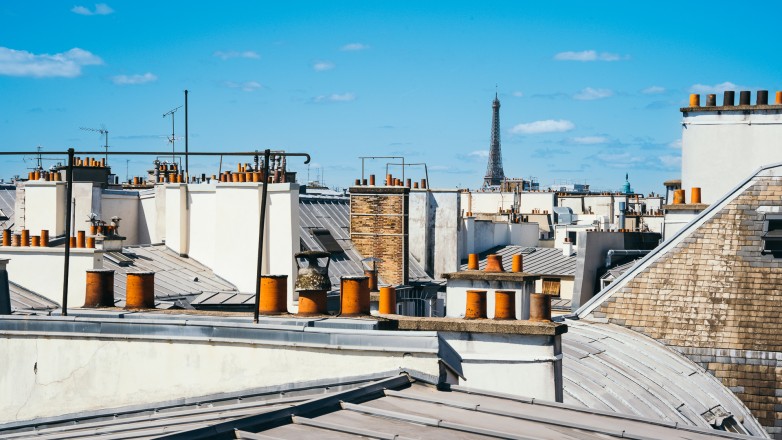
[691,187,702,204]
[354,178,361,186]
[30,236,40,247]
[379,286,396,314]
[86,236,95,248]
[40,230,49,247]
[689,94,700,107]
[739,90,751,106]
[1,230,9,247]
[529,293,551,322]
[511,254,523,272]
[20,229,29,247]
[125,271,155,309]
[340,275,369,316]
[369,174,375,186]
[706,94,717,106]
[484,254,504,272]
[421,179,427,189]
[413,182,419,189]
[11,234,20,247]
[76,230,86,248]
[467,253,479,270]
[464,290,487,319]
[84,269,115,308]
[776,91,782,105]
[259,274,288,315]
[494,290,515,320]
[758,90,769,105]
[69,236,76,247]
[673,189,685,205]
[364,268,378,292]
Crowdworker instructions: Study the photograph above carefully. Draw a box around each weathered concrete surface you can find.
[378,314,567,336]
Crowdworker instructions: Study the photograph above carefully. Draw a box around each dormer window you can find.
[761,214,782,256]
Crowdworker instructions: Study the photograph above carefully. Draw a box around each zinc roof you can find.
[460,245,576,277]
[299,194,432,287]
[104,244,239,304]
[9,281,58,311]
[562,318,765,436]
[0,185,15,229]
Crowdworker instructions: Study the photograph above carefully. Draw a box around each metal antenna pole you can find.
[61,148,74,316]
[163,106,182,166]
[254,149,271,324]
[184,90,189,181]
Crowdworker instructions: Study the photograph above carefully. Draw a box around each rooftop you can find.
[459,246,576,277]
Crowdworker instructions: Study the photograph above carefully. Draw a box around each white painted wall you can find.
[583,195,615,218]
[187,185,216,269]
[101,192,140,244]
[682,110,782,203]
[460,191,516,214]
[440,331,562,402]
[164,184,188,256]
[0,248,102,307]
[462,221,538,259]
[445,279,534,320]
[1,331,440,422]
[431,191,460,279]
[72,183,101,237]
[663,210,701,241]
[518,192,555,214]
[23,182,66,236]
[138,190,157,244]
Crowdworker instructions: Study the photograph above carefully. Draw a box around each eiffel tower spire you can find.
[483,92,505,186]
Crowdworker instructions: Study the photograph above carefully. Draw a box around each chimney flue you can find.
[494,290,515,320]
[776,91,782,105]
[259,274,288,315]
[379,286,396,314]
[529,293,551,322]
[467,253,479,270]
[465,290,487,319]
[739,90,751,106]
[484,254,504,272]
[84,269,115,308]
[757,90,769,105]
[689,94,700,107]
[125,272,155,309]
[369,174,375,186]
[706,94,717,106]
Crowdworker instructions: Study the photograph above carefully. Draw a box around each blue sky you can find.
[1,2,779,194]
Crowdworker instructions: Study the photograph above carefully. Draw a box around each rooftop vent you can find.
[311,228,344,253]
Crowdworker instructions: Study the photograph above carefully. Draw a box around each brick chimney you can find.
[349,185,409,285]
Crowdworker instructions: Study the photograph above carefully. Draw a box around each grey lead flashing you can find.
[0,314,446,356]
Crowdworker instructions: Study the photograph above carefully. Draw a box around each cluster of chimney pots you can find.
[465,252,552,322]
[352,173,428,190]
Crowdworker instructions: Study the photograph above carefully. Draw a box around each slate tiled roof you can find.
[299,194,432,288]
[460,245,576,277]
[104,244,239,305]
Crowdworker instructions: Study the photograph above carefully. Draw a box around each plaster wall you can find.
[445,279,533,320]
[101,192,139,244]
[571,231,627,310]
[460,192,515,214]
[0,248,102,307]
[137,191,156,244]
[0,334,440,423]
[22,182,66,235]
[72,183,101,237]
[682,110,782,203]
[164,184,188,256]
[409,191,431,274]
[431,191,460,279]
[583,195,614,218]
[663,210,700,241]
[518,192,555,214]
[440,331,562,402]
[187,185,216,269]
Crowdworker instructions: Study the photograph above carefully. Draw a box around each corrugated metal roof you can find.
[104,244,239,304]
[562,318,765,436]
[1,371,757,439]
[9,281,58,311]
[0,185,16,229]
[460,245,576,277]
[299,194,432,287]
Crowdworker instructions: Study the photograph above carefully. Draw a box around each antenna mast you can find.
[80,126,109,165]
[163,105,182,164]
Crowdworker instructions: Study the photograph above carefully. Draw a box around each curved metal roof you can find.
[562,318,766,436]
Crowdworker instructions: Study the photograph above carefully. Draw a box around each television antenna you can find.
[163,106,182,163]
[80,126,109,165]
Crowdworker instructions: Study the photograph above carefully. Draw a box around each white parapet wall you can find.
[0,247,103,307]
[22,181,67,236]
[101,191,140,244]
[0,316,446,423]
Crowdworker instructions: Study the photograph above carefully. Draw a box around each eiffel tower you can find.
[483,92,505,187]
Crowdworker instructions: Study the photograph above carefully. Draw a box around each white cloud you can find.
[112,72,157,85]
[468,150,489,158]
[340,43,369,51]
[573,87,613,101]
[659,154,681,168]
[642,86,666,94]
[595,152,645,168]
[71,3,114,15]
[554,50,627,62]
[570,136,608,145]
[512,91,524,97]
[313,92,355,103]
[510,119,574,134]
[0,47,103,78]
[224,81,263,92]
[313,61,335,71]
[213,50,260,60]
[689,81,738,94]
[669,138,682,149]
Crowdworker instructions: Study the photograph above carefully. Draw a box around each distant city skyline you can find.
[1,1,781,194]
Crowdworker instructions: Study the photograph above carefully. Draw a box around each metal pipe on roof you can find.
[61,148,74,316]
[605,249,650,268]
[0,259,10,315]
[254,149,271,324]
